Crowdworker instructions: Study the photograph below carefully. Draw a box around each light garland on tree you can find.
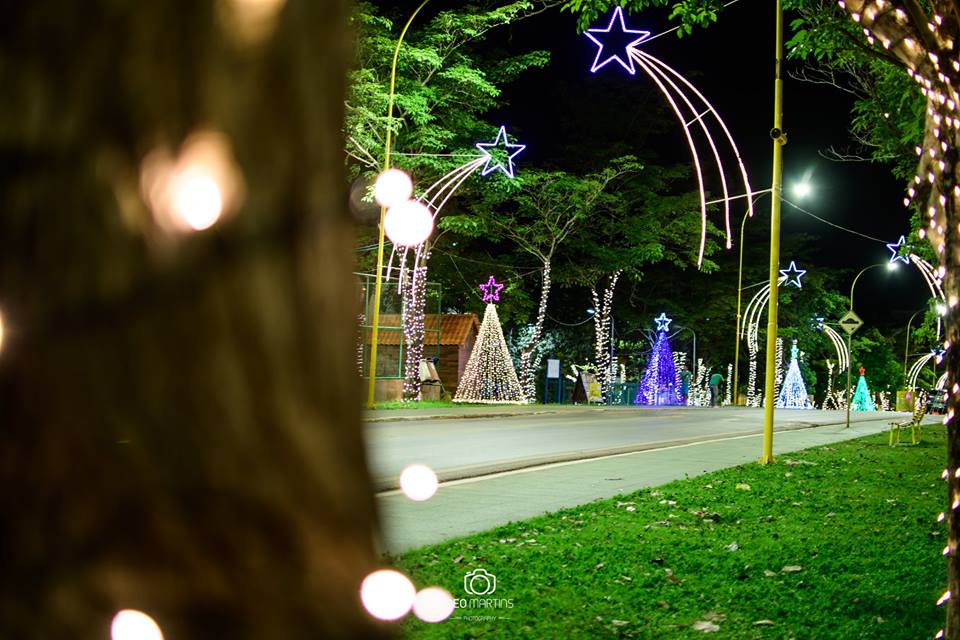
[454,279,526,404]
[747,356,760,408]
[822,360,839,410]
[584,6,755,266]
[725,363,733,406]
[519,261,552,402]
[357,313,366,377]
[634,313,681,405]
[776,340,813,409]
[401,252,430,400]
[591,271,622,400]
[774,336,784,400]
[690,359,710,407]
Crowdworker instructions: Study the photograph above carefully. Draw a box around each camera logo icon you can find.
[463,568,497,596]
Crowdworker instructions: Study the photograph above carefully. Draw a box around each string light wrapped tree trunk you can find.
[0,1,385,637]
[833,1,959,633]
[591,270,622,399]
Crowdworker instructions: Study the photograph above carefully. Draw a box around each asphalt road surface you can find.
[365,406,903,490]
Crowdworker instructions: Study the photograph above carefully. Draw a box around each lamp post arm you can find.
[366,0,432,408]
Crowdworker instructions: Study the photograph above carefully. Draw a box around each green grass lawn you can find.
[393,429,948,639]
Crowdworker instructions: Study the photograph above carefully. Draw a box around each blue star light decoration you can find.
[585,6,651,75]
[479,275,505,303]
[886,235,911,264]
[654,312,672,332]
[476,126,526,178]
[779,261,807,288]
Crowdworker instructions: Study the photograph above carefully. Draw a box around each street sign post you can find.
[839,310,863,335]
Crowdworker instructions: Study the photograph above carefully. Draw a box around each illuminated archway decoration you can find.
[908,352,937,390]
[584,7,755,267]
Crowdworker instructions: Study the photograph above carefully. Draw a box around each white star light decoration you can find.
[779,261,807,288]
[584,6,650,75]
[654,313,672,332]
[886,235,911,264]
[476,126,526,179]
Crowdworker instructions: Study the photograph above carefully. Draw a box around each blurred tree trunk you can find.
[0,1,387,638]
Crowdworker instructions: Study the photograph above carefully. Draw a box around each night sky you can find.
[479,0,926,328]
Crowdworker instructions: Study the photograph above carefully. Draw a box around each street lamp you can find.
[732,181,809,408]
[903,307,925,388]
[366,0,432,409]
[845,262,899,427]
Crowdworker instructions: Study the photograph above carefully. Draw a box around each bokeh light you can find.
[383,200,433,247]
[170,170,223,230]
[374,169,414,209]
[360,569,416,621]
[140,131,243,234]
[111,610,164,640]
[412,587,455,623]
[399,464,439,501]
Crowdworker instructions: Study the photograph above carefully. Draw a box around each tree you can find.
[348,1,554,399]
[0,2,384,637]
[443,160,640,399]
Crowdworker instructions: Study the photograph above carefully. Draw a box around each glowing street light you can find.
[791,180,811,199]
[383,200,434,247]
[374,168,414,209]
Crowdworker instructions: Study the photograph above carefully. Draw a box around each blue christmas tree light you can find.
[634,314,680,405]
[851,366,876,411]
[776,340,813,409]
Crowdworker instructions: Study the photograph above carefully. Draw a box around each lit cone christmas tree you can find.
[776,340,813,409]
[635,313,680,406]
[454,276,526,404]
[850,365,876,412]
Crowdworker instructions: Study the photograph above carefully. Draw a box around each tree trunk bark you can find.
[0,2,386,638]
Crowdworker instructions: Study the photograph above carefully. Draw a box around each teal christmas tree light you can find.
[850,365,876,412]
[776,340,813,409]
[634,313,680,405]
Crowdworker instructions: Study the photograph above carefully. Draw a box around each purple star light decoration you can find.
[476,126,526,178]
[779,261,807,288]
[479,275,505,303]
[886,235,911,264]
[585,6,651,75]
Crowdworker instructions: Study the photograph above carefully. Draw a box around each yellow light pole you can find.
[366,0,432,409]
[760,0,785,464]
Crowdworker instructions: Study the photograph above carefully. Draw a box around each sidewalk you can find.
[365,403,603,423]
[376,416,928,554]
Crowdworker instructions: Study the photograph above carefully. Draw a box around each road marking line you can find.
[375,422,885,497]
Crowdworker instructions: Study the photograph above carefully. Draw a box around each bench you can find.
[889,391,928,446]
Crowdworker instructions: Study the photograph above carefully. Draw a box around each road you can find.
[365,405,905,490]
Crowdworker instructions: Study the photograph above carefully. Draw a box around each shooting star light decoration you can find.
[584,6,754,267]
